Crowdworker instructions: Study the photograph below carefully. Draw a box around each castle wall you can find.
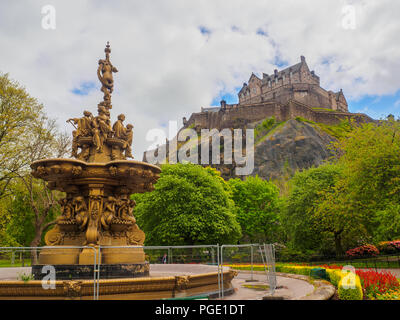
[186,100,373,131]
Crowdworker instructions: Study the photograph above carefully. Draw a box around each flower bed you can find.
[355,269,399,299]
[229,263,400,300]
[346,245,380,258]
[378,241,400,254]
[373,288,400,300]
[229,263,363,300]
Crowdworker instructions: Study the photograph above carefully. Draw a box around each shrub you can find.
[346,244,379,258]
[326,269,343,287]
[276,248,318,262]
[338,274,363,300]
[377,241,400,254]
[276,265,311,276]
[17,272,34,283]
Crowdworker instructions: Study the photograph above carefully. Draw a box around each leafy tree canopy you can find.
[228,176,280,243]
[133,163,242,246]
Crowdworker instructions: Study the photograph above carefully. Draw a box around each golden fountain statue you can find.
[30,43,161,279]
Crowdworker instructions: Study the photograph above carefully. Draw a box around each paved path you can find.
[0,267,31,280]
[222,271,315,300]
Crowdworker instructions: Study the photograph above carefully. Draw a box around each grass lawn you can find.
[0,259,31,268]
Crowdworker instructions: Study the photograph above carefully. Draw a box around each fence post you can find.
[250,245,254,282]
[217,245,221,298]
[221,245,224,298]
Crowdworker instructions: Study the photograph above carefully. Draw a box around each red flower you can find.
[346,245,380,258]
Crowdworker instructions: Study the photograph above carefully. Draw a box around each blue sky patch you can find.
[211,90,240,106]
[199,26,211,36]
[274,56,288,69]
[348,90,400,120]
[71,81,96,96]
[256,28,268,37]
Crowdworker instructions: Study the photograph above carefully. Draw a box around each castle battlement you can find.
[237,56,348,112]
[184,99,373,132]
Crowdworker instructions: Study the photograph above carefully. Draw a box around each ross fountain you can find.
[0,43,237,300]
[30,42,161,279]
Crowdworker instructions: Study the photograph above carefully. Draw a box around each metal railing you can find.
[219,243,276,298]
[0,243,276,300]
[0,246,99,300]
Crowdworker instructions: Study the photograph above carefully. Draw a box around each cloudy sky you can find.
[1,0,400,158]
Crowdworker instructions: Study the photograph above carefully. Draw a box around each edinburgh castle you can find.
[182,56,373,130]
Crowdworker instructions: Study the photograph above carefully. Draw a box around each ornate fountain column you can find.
[30,43,160,279]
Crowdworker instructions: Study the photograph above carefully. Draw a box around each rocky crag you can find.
[143,116,352,182]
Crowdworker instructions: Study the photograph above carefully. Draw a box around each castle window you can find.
[252,87,257,94]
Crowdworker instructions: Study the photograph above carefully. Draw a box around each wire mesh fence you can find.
[0,246,99,300]
[0,244,276,300]
[219,243,276,298]
[94,245,221,299]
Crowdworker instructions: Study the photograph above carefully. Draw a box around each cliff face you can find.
[250,119,335,180]
[144,117,339,181]
[208,118,336,181]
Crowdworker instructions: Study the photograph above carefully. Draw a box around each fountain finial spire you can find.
[97,41,118,109]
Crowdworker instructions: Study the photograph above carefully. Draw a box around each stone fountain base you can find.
[0,265,237,300]
[33,246,149,280]
[32,263,149,280]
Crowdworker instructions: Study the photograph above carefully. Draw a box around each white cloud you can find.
[1,0,400,158]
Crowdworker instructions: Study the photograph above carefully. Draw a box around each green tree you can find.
[313,181,368,256]
[228,176,280,243]
[282,163,342,254]
[0,181,60,247]
[0,73,42,198]
[0,72,70,250]
[330,119,400,243]
[133,163,241,246]
[16,115,69,252]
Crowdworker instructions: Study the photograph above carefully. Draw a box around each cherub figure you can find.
[123,124,134,158]
[92,106,113,152]
[101,196,117,230]
[112,114,126,139]
[57,198,74,222]
[73,196,88,230]
[67,111,93,157]
[117,197,136,224]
